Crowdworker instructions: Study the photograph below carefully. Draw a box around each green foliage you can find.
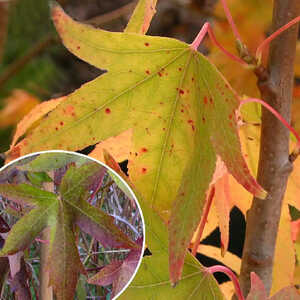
[0,0,63,98]
[0,153,140,299]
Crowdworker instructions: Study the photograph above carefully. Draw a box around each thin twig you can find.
[0,34,57,89]
[85,1,137,27]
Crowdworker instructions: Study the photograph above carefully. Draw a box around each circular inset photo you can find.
[0,151,145,300]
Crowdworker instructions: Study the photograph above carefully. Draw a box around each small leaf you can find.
[88,240,142,298]
[60,163,139,249]
[247,272,300,300]
[0,183,57,206]
[19,152,85,172]
[246,273,268,300]
[48,204,85,300]
[27,171,53,187]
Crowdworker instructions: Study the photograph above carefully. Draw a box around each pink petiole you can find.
[206,265,245,300]
[256,16,300,62]
[190,22,247,66]
[240,98,300,148]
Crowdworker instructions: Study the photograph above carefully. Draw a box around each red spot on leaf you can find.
[225,83,229,88]
[158,72,162,77]
[60,121,64,126]
[77,46,80,50]
[192,125,195,131]
[55,127,58,131]
[159,102,163,105]
[192,77,195,82]
[141,147,148,153]
[142,168,147,174]
[209,97,213,104]
[180,109,184,113]
[229,114,233,120]
[188,119,193,124]
[146,70,150,75]
[105,108,111,114]
[144,42,150,47]
[64,105,75,116]
[204,96,208,104]
[178,68,182,71]
[179,89,184,95]
[202,117,206,123]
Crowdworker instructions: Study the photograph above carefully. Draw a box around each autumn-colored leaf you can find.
[0,157,138,299]
[88,239,143,298]
[104,147,224,299]
[0,90,40,128]
[9,3,266,284]
[18,151,85,172]
[120,190,225,299]
[125,0,158,34]
[10,96,65,150]
[89,129,132,163]
[247,272,300,300]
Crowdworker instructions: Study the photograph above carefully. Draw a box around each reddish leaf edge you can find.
[191,186,215,256]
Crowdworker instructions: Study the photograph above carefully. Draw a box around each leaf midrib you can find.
[25,48,190,150]
[150,50,194,208]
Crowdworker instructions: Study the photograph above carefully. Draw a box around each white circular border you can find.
[0,150,146,299]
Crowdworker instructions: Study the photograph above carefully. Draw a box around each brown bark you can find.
[239,0,300,296]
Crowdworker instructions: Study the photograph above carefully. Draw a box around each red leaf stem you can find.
[206,265,245,300]
[240,98,300,147]
[190,23,246,65]
[256,16,300,61]
[220,0,243,42]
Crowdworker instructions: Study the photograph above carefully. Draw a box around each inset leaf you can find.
[19,152,86,172]
[0,159,140,299]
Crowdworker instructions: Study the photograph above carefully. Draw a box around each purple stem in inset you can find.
[220,0,243,42]
[206,265,245,300]
[190,22,246,65]
[256,16,300,59]
[240,98,300,147]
